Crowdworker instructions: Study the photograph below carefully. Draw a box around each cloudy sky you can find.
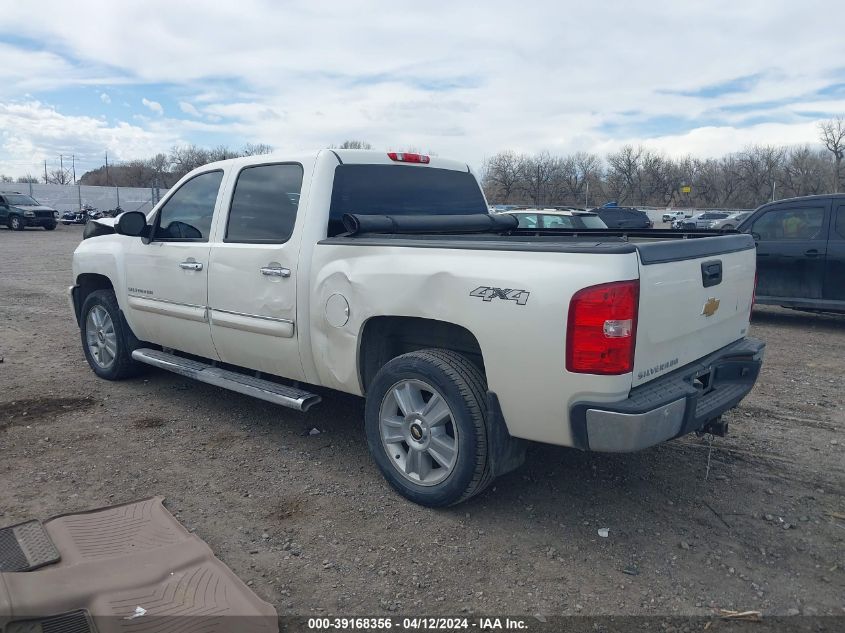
[1,0,844,177]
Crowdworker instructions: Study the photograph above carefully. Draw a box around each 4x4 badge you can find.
[470,286,530,306]
[702,297,720,317]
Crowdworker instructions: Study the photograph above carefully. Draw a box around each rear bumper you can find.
[569,337,765,452]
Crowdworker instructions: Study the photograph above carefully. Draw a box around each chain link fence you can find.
[7,182,168,213]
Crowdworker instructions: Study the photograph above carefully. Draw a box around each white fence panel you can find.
[15,183,168,213]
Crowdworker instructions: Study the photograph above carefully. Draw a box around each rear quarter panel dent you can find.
[309,243,639,445]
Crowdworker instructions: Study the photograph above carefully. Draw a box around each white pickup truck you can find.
[70,149,764,506]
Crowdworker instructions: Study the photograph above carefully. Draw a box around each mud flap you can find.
[486,392,528,478]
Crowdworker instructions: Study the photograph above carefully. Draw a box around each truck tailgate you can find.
[632,234,756,387]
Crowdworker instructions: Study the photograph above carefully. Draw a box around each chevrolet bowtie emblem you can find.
[702,297,720,317]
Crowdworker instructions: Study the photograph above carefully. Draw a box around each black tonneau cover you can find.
[331,213,755,262]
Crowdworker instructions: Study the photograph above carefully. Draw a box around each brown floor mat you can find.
[0,497,277,633]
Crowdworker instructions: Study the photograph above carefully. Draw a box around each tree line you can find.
[483,117,845,209]
[76,143,275,188]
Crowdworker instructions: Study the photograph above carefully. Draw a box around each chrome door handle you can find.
[179,261,203,271]
[260,266,291,278]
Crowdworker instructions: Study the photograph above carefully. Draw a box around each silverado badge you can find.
[702,297,720,317]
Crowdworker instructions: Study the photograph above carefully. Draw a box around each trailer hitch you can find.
[697,416,729,438]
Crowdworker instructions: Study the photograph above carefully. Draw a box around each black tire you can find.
[365,349,493,507]
[44,222,57,231]
[80,289,142,380]
[9,215,25,231]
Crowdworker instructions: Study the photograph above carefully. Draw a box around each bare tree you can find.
[169,145,212,178]
[606,145,643,204]
[518,152,559,207]
[780,146,827,198]
[47,168,73,185]
[481,151,524,203]
[241,143,274,156]
[333,140,373,150]
[819,116,845,192]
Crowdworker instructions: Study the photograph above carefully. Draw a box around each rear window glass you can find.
[579,214,606,228]
[226,164,303,243]
[328,165,486,236]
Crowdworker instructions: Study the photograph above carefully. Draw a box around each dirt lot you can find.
[1,225,843,619]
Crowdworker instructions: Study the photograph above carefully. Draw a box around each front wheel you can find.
[9,216,24,230]
[44,222,56,231]
[80,289,142,380]
[365,349,493,507]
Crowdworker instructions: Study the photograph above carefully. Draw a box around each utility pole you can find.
[72,154,76,184]
[585,180,589,209]
[44,160,48,184]
[105,151,110,187]
[60,154,64,184]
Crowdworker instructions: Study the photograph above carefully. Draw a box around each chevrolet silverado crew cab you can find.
[69,149,764,507]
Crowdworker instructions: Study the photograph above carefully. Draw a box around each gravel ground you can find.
[1,224,843,619]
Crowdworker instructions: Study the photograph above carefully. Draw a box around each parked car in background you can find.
[504,208,607,230]
[0,191,58,231]
[711,212,751,231]
[662,210,689,223]
[593,206,653,229]
[737,194,845,313]
[681,212,731,231]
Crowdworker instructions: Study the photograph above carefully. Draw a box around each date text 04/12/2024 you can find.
[307,617,529,630]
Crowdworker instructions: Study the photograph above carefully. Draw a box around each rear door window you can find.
[541,215,574,228]
[752,207,825,240]
[328,165,486,236]
[154,170,224,241]
[225,164,303,243]
[515,214,538,229]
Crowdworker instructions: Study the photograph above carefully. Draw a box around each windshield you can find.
[4,194,40,206]
[328,165,487,236]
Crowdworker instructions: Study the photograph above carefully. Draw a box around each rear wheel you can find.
[80,289,142,380]
[44,222,56,231]
[365,349,493,507]
[9,216,24,231]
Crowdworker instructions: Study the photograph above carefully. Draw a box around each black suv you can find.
[592,206,653,229]
[737,194,845,313]
[0,192,58,230]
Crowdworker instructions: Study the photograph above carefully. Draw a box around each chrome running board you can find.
[131,348,321,412]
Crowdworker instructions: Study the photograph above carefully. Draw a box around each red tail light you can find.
[567,280,639,375]
[388,152,430,164]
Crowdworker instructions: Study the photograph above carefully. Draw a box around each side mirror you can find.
[751,232,761,242]
[116,211,148,237]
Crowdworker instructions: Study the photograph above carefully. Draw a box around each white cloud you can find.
[141,98,163,115]
[0,0,844,170]
[100,92,111,104]
[178,101,200,117]
[0,100,184,176]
